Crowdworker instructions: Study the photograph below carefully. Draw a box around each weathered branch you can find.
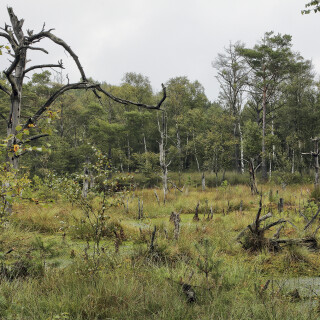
[24,61,64,75]
[261,219,286,232]
[0,112,8,124]
[7,7,24,42]
[23,81,167,130]
[304,207,320,230]
[0,84,11,96]
[0,24,18,49]
[0,31,12,43]
[22,134,49,143]
[95,83,167,110]
[4,49,20,77]
[169,180,183,192]
[254,198,263,231]
[22,45,49,54]
[23,82,90,129]
[313,224,320,237]
[274,237,317,250]
[236,212,272,241]
[273,225,284,239]
[28,31,88,81]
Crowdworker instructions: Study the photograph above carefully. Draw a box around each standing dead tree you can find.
[302,137,320,188]
[247,158,260,195]
[157,111,170,204]
[0,7,166,169]
[170,211,181,240]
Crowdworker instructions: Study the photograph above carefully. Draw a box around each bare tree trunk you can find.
[291,150,295,174]
[201,172,205,191]
[314,140,319,188]
[302,137,320,188]
[192,131,200,172]
[82,158,91,198]
[127,136,131,172]
[143,133,148,154]
[269,153,272,180]
[158,112,169,204]
[59,103,64,137]
[234,123,240,172]
[176,122,183,185]
[269,117,275,180]
[239,122,245,174]
[82,166,89,198]
[249,158,259,195]
[185,134,189,169]
[5,17,27,169]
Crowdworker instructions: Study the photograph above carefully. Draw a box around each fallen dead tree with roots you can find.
[236,199,319,252]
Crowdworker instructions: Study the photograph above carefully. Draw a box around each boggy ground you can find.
[1,183,320,319]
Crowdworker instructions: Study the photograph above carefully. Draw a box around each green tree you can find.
[213,41,248,173]
[238,32,295,181]
[302,1,320,14]
[165,77,209,172]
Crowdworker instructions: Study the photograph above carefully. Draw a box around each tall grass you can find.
[0,182,319,319]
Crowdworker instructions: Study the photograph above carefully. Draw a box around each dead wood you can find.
[149,226,157,253]
[170,212,181,240]
[304,207,320,230]
[237,200,319,251]
[193,202,200,221]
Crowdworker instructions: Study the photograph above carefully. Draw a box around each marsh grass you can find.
[0,182,319,319]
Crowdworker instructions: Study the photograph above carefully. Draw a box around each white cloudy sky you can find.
[0,0,319,101]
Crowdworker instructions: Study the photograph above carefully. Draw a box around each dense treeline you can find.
[1,31,320,185]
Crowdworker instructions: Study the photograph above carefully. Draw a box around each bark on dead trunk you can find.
[158,112,168,204]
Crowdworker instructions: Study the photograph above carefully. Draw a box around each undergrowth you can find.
[0,183,319,319]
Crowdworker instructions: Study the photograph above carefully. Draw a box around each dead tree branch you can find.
[24,60,64,75]
[0,84,11,96]
[304,207,320,230]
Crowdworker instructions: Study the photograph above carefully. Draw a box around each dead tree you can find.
[193,201,200,221]
[201,172,205,191]
[278,198,284,213]
[138,198,143,220]
[153,190,160,205]
[158,111,170,204]
[149,226,157,253]
[236,199,286,251]
[82,158,91,198]
[170,211,181,240]
[0,7,166,170]
[248,158,260,195]
[237,200,320,251]
[302,137,320,188]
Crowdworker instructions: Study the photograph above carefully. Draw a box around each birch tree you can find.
[213,42,248,173]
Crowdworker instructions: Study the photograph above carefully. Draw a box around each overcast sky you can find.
[0,0,319,101]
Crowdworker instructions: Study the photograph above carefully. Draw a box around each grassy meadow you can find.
[1,173,320,319]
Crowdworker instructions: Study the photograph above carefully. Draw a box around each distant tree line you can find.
[0,31,319,184]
